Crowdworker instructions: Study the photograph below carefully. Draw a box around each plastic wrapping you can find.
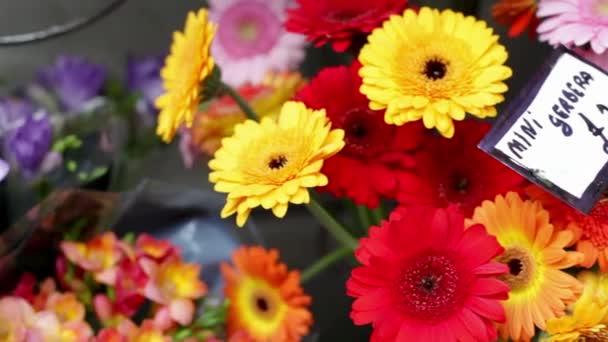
[0,179,261,295]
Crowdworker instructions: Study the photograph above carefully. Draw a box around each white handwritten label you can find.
[495,53,608,198]
[481,49,608,212]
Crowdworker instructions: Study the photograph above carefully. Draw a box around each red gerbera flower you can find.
[295,63,422,208]
[492,0,539,38]
[397,120,525,216]
[286,0,409,52]
[348,206,509,341]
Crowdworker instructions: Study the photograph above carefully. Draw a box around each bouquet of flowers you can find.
[142,0,608,341]
[0,53,167,227]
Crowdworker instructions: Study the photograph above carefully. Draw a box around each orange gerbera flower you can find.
[492,0,538,38]
[468,192,583,341]
[527,185,608,271]
[221,246,312,342]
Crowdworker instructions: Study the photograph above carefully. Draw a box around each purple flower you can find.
[0,98,35,134]
[38,56,107,113]
[7,110,53,176]
[126,54,165,116]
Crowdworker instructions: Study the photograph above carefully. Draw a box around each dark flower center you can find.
[424,59,448,80]
[268,155,288,170]
[507,258,523,276]
[337,106,393,158]
[396,251,468,321]
[497,247,535,290]
[250,289,279,320]
[453,177,469,193]
[256,297,269,312]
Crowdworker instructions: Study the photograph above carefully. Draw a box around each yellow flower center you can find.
[597,1,608,16]
[158,262,201,298]
[238,277,287,338]
[238,21,259,42]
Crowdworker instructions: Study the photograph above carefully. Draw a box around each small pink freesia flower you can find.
[95,328,126,342]
[537,0,608,54]
[114,258,148,317]
[45,292,85,323]
[11,273,37,303]
[92,294,132,327]
[0,296,62,341]
[141,257,207,325]
[55,256,86,292]
[60,232,125,285]
[60,321,94,342]
[135,234,179,261]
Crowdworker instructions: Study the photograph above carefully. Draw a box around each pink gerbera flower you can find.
[209,0,306,87]
[537,0,608,54]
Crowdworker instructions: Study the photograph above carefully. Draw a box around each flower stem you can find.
[356,205,373,231]
[221,82,259,121]
[301,247,352,283]
[370,203,387,226]
[306,197,358,251]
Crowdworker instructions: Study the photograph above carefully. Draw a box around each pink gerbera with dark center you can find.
[295,63,422,208]
[210,0,306,87]
[348,206,509,341]
[397,120,526,216]
[537,0,608,54]
[286,0,409,52]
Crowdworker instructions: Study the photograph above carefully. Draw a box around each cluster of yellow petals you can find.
[359,7,512,138]
[544,272,608,342]
[156,8,216,142]
[209,101,345,227]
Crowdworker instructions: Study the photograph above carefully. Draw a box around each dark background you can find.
[0,1,553,340]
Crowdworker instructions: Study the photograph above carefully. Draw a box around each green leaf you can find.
[194,299,230,329]
[66,160,78,172]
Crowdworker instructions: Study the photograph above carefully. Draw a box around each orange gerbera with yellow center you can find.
[468,192,583,341]
[527,185,608,271]
[221,246,312,342]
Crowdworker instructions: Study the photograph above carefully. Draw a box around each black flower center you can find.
[454,177,469,193]
[397,251,468,321]
[256,296,269,312]
[349,122,367,139]
[420,276,439,292]
[424,59,448,80]
[268,155,288,170]
[507,258,523,276]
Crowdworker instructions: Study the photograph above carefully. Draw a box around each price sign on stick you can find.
[480,48,608,213]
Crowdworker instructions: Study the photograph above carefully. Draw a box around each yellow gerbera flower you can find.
[544,272,608,342]
[209,101,345,227]
[190,72,306,156]
[359,7,512,138]
[468,192,583,342]
[221,246,313,342]
[156,8,216,142]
